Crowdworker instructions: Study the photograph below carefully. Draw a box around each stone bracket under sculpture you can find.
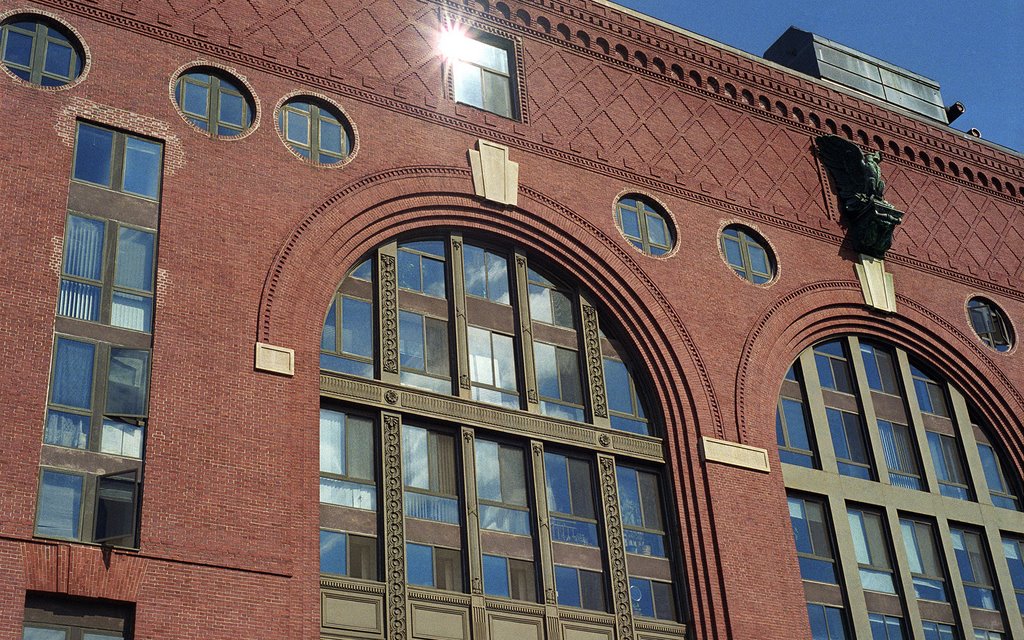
[815,135,904,260]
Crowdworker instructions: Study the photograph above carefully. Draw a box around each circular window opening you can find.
[278,97,354,165]
[968,297,1013,352]
[720,224,775,284]
[1,15,84,87]
[174,67,255,138]
[614,195,674,256]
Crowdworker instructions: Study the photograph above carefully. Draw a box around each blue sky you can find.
[615,1,1024,154]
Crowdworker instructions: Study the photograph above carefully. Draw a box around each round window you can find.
[719,225,775,284]
[968,297,1013,352]
[278,97,354,165]
[1,15,84,87]
[614,195,674,256]
[174,67,256,138]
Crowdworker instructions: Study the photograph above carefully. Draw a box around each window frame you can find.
[719,225,774,284]
[0,16,84,86]
[447,30,519,120]
[71,122,164,200]
[278,97,352,165]
[967,298,1013,352]
[614,196,674,256]
[35,466,141,548]
[174,68,255,138]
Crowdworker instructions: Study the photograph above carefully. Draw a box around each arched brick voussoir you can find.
[734,280,1024,470]
[257,166,731,637]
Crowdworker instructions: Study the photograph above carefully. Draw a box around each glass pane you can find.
[652,582,675,620]
[341,297,373,358]
[468,327,493,386]
[453,60,483,108]
[3,30,33,67]
[568,457,595,519]
[320,118,343,154]
[407,543,434,586]
[508,559,536,601]
[579,570,606,611]
[94,474,136,542]
[346,416,375,481]
[646,213,668,246]
[551,290,574,328]
[781,398,811,450]
[43,40,72,77]
[604,358,633,414]
[748,244,769,274]
[462,38,508,72]
[528,283,552,324]
[483,555,510,597]
[422,257,447,298]
[475,439,501,502]
[638,471,663,530]
[617,466,642,526]
[434,547,461,591]
[555,348,582,404]
[545,452,572,514]
[482,70,512,117]
[320,530,346,575]
[44,410,89,449]
[398,250,421,291]
[350,259,372,281]
[320,478,376,510]
[498,445,527,506]
[51,338,94,409]
[492,333,516,390]
[64,215,105,280]
[534,342,559,398]
[36,470,82,538]
[286,109,310,145]
[464,244,487,297]
[321,301,337,351]
[723,237,744,268]
[218,91,245,127]
[73,124,114,187]
[554,566,581,607]
[320,409,344,475]
[350,535,377,580]
[424,317,449,376]
[182,80,210,117]
[111,292,153,333]
[23,628,68,640]
[486,251,510,304]
[106,349,150,415]
[628,578,655,618]
[115,227,155,291]
[100,418,144,458]
[399,311,425,370]
[122,136,162,198]
[58,280,101,322]
[614,206,638,239]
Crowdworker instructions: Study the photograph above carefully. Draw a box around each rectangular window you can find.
[44,336,150,457]
[868,613,907,640]
[921,621,957,640]
[554,565,606,611]
[617,466,666,557]
[23,593,133,640]
[398,240,447,298]
[320,529,377,580]
[788,495,838,584]
[603,357,650,435]
[807,603,850,640]
[533,342,584,421]
[72,121,164,199]
[527,268,574,329]
[628,577,676,621]
[450,33,515,119]
[319,409,376,510]
[35,468,139,547]
[545,452,599,547]
[847,507,896,594]
[927,431,970,500]
[59,214,156,333]
[951,527,998,610]
[482,554,536,601]
[320,294,374,378]
[406,542,462,591]
[899,518,947,601]
[403,425,459,524]
[1000,536,1024,613]
[826,408,872,479]
[468,327,518,407]
[910,363,949,417]
[399,310,451,394]
[860,342,900,395]
[777,394,815,468]
[877,420,923,490]
[977,443,1020,510]
[814,340,855,394]
[463,244,510,304]
[475,438,530,535]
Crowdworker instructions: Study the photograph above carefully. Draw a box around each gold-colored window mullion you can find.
[983,523,1024,637]
[892,347,941,494]
[797,349,839,474]
[379,410,408,639]
[595,454,635,640]
[826,496,872,640]
[513,249,539,413]
[882,507,925,638]
[934,516,976,635]
[450,236,472,401]
[846,336,891,487]
[377,243,401,384]
[579,294,609,429]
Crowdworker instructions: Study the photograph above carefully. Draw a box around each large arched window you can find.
[317,233,687,640]
[777,337,1024,639]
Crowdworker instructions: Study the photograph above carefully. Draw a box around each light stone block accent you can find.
[321,591,384,635]
[854,254,896,313]
[254,342,294,376]
[700,436,770,473]
[469,140,519,206]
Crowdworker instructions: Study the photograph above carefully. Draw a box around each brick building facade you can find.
[2,1,1024,639]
